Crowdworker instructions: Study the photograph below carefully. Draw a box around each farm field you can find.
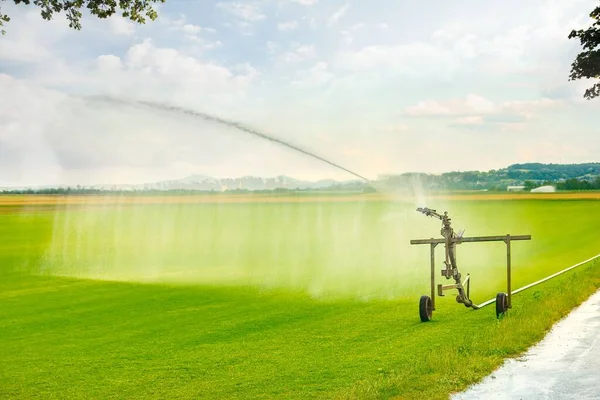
[2,190,600,207]
[1,193,600,399]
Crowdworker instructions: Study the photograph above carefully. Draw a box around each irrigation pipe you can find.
[476,253,600,308]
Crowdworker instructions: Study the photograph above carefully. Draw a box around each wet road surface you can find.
[452,290,600,400]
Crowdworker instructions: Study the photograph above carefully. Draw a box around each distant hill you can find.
[1,175,366,193]
[2,162,599,194]
[378,162,600,191]
[504,163,600,181]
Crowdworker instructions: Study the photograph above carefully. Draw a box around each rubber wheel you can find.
[496,292,508,318]
[419,295,433,322]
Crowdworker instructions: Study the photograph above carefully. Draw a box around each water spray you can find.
[411,207,531,321]
[83,95,372,184]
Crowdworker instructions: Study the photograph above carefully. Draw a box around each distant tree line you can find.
[555,177,600,191]
[0,188,215,195]
[505,163,600,181]
[379,163,600,191]
[0,184,372,196]
[3,163,600,195]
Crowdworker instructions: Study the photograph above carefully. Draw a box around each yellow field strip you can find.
[0,192,599,206]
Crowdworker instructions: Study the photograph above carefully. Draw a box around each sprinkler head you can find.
[416,207,436,216]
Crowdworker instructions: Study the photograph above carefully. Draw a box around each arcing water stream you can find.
[84,95,372,183]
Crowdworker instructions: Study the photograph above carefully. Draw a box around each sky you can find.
[0,0,599,186]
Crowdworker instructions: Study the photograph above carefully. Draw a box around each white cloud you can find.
[155,18,222,51]
[0,9,68,63]
[290,61,333,87]
[217,1,266,35]
[217,2,266,21]
[405,94,562,118]
[334,42,459,79]
[181,24,202,34]
[277,21,298,31]
[296,44,316,57]
[406,95,565,133]
[97,55,123,71]
[406,94,496,116]
[118,39,255,93]
[277,44,316,64]
[406,100,456,116]
[232,62,260,79]
[164,16,217,35]
[108,17,136,36]
[291,0,318,5]
[328,4,349,26]
[501,98,563,113]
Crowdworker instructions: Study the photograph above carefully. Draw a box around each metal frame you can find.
[411,207,531,318]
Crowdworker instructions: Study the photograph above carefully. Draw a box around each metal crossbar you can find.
[410,234,531,311]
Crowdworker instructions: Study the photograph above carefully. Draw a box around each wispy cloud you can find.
[216,2,266,21]
[405,95,561,118]
[328,4,349,26]
[291,0,319,5]
[277,21,298,31]
[216,1,266,35]
[277,44,316,64]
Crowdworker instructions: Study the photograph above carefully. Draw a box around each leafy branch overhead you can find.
[568,4,600,100]
[1,0,165,35]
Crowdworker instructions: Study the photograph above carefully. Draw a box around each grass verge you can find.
[337,257,600,400]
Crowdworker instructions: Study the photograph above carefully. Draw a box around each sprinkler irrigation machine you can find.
[411,207,531,322]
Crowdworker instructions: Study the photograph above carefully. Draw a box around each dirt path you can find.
[452,289,600,400]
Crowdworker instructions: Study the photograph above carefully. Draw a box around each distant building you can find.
[507,185,525,191]
[531,185,556,193]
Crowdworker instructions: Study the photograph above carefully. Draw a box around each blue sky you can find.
[0,0,599,186]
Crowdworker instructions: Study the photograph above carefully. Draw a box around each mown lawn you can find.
[1,196,599,399]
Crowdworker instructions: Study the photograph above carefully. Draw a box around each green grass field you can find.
[1,195,600,399]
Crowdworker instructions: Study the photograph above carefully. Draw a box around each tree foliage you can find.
[1,0,165,35]
[568,4,600,100]
[379,163,600,191]
[556,177,600,191]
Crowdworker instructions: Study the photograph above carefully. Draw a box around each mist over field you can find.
[13,194,593,302]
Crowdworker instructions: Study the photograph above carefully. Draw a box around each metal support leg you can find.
[467,274,470,300]
[506,235,512,308]
[430,243,437,310]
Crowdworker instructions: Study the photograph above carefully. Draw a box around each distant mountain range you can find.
[88,175,361,192]
[2,162,599,193]
[1,175,365,192]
